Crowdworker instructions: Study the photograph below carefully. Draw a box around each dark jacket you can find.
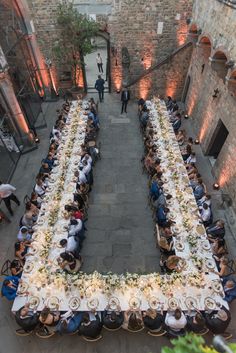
[143,314,164,331]
[204,306,231,334]
[79,314,102,338]
[121,90,130,102]
[15,307,39,332]
[186,315,206,333]
[103,310,124,329]
[95,78,105,92]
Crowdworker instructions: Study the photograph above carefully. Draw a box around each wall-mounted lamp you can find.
[212,89,220,98]
[213,183,220,190]
[194,139,200,145]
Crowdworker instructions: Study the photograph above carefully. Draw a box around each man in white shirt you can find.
[96,53,103,73]
[82,154,92,166]
[165,309,187,332]
[80,160,91,176]
[0,181,20,216]
[200,203,212,225]
[77,170,87,185]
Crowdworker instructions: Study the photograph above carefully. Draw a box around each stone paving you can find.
[0,94,236,353]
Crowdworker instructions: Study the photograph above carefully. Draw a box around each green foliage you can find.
[53,2,99,86]
[162,334,205,353]
[161,334,236,353]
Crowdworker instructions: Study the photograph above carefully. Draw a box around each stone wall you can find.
[185,0,236,209]
[23,0,192,98]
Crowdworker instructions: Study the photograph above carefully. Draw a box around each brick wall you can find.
[185,0,236,209]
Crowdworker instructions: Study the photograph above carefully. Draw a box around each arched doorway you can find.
[211,51,228,82]
[84,31,111,94]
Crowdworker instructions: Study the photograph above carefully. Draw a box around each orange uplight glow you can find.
[50,67,58,95]
[139,76,152,100]
[176,23,188,46]
[218,155,236,187]
[75,66,84,88]
[198,111,213,142]
[187,95,197,116]
[113,65,122,91]
[165,81,178,99]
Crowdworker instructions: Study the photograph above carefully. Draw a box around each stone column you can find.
[0,71,33,144]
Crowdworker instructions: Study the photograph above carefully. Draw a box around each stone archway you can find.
[83,30,111,93]
[210,50,228,82]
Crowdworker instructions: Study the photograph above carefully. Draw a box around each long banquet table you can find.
[12,98,228,313]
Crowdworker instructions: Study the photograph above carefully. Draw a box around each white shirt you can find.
[68,220,82,236]
[165,312,187,330]
[35,183,45,196]
[82,155,92,166]
[82,163,91,175]
[77,171,87,185]
[96,55,102,64]
[66,236,78,252]
[200,207,211,222]
[186,155,197,164]
[0,184,16,198]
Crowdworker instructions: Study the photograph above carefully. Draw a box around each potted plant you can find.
[53,2,99,97]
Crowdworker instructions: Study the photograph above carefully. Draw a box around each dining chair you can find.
[147,329,167,337]
[82,335,102,342]
[103,325,121,331]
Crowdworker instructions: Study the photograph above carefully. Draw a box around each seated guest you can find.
[10,259,23,277]
[182,144,192,161]
[165,308,187,333]
[187,162,197,177]
[186,152,197,165]
[222,278,236,303]
[15,241,28,264]
[30,192,42,208]
[166,96,173,110]
[211,238,227,258]
[197,194,212,208]
[75,170,87,185]
[186,311,206,333]
[172,114,181,132]
[56,312,83,334]
[200,203,212,227]
[212,257,229,278]
[122,310,144,331]
[59,252,82,273]
[60,234,81,257]
[143,307,164,332]
[150,180,162,201]
[154,193,172,209]
[17,226,32,242]
[193,179,205,200]
[204,306,231,334]
[207,220,225,240]
[140,107,150,128]
[39,307,60,327]
[1,275,20,300]
[64,205,83,220]
[21,205,37,229]
[103,305,124,329]
[39,162,51,176]
[160,224,173,238]
[169,100,179,113]
[68,219,83,236]
[176,130,186,145]
[160,255,183,273]
[189,173,202,188]
[79,312,102,338]
[158,235,174,255]
[34,179,46,197]
[15,303,39,332]
[156,206,170,227]
[43,153,56,169]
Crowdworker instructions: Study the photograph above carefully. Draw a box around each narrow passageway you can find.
[83,93,159,273]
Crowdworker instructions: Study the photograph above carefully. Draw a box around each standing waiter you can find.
[121,87,130,114]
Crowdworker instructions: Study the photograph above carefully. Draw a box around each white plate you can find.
[204,297,216,310]
[185,296,198,309]
[87,298,99,310]
[205,259,215,269]
[29,296,40,309]
[148,297,160,310]
[175,242,184,251]
[202,240,211,250]
[129,297,141,310]
[69,297,81,310]
[108,297,120,310]
[24,262,34,273]
[168,298,179,310]
[47,296,59,310]
[17,282,28,294]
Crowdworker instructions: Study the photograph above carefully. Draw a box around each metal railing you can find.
[216,0,236,8]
